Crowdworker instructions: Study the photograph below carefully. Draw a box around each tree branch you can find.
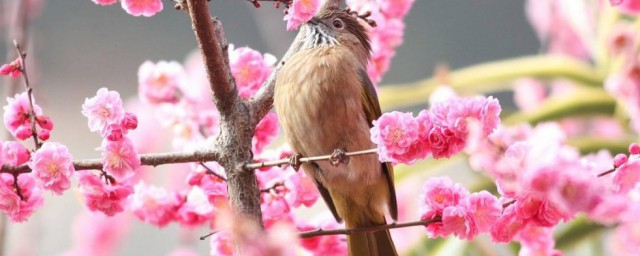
[13,41,41,149]
[1,150,220,174]
[244,148,378,170]
[186,0,237,115]
[299,217,442,238]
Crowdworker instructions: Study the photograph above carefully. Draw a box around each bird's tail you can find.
[347,222,397,256]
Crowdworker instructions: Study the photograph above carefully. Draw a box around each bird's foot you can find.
[288,153,302,171]
[329,149,350,167]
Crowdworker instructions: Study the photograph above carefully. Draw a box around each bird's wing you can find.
[358,68,398,221]
[304,162,343,223]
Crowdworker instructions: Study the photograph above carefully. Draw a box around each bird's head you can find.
[301,10,371,59]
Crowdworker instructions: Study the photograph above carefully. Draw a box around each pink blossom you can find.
[3,92,43,140]
[138,61,184,104]
[77,172,133,216]
[37,129,50,141]
[284,171,319,208]
[611,219,640,255]
[420,176,469,213]
[611,0,640,14]
[607,22,637,56]
[284,0,320,30]
[0,173,43,222]
[514,78,547,112]
[64,211,129,256]
[229,46,276,98]
[0,58,22,78]
[253,112,279,154]
[29,142,74,195]
[177,186,214,227]
[370,111,420,164]
[491,204,527,243]
[379,0,415,18]
[427,125,466,159]
[121,112,138,130]
[614,153,629,167]
[128,182,180,227]
[516,225,561,256]
[92,0,118,5]
[2,141,30,166]
[121,0,163,17]
[169,247,199,256]
[82,88,125,134]
[210,232,234,256]
[99,137,141,180]
[630,143,640,155]
[105,123,124,142]
[464,191,501,232]
[442,205,478,240]
[613,159,640,193]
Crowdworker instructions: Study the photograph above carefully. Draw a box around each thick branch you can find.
[186,0,237,115]
[1,150,220,174]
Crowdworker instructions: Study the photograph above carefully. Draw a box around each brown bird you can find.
[274,9,398,256]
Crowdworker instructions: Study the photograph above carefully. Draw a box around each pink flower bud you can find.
[36,115,53,130]
[106,124,124,142]
[37,129,50,141]
[0,58,22,78]
[614,153,629,167]
[121,112,138,130]
[629,143,640,155]
[15,126,33,140]
[2,141,30,166]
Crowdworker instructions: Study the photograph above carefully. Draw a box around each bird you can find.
[274,9,398,256]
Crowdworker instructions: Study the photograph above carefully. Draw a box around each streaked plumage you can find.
[274,10,398,256]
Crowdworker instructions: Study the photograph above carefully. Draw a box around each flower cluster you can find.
[371,93,501,164]
[79,88,140,216]
[347,0,415,84]
[0,58,22,78]
[419,177,501,240]
[91,0,163,17]
[0,173,43,222]
[4,92,53,141]
[228,45,277,99]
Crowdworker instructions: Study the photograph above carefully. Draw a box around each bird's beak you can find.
[307,17,320,26]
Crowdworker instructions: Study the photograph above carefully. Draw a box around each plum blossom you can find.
[177,186,214,227]
[252,112,279,154]
[128,182,180,227]
[0,173,43,222]
[229,46,276,98]
[370,111,420,164]
[99,137,141,180]
[0,58,22,78]
[284,0,320,30]
[299,219,347,255]
[82,88,125,134]
[29,142,75,195]
[138,61,185,104]
[1,141,30,166]
[121,0,163,17]
[4,92,52,141]
[371,95,501,164]
[610,0,640,14]
[63,211,129,256]
[77,172,133,216]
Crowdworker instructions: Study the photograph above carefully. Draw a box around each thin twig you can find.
[199,230,219,240]
[0,150,220,174]
[11,174,24,201]
[259,182,284,193]
[244,148,378,170]
[200,162,227,181]
[597,168,615,177]
[13,41,41,149]
[299,217,442,238]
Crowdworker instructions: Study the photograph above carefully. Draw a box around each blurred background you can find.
[0,0,537,255]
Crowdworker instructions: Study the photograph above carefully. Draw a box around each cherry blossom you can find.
[138,61,185,104]
[82,88,125,134]
[284,0,320,30]
[77,172,133,216]
[29,142,75,195]
[121,0,163,17]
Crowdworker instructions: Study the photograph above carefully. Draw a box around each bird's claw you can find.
[289,153,302,171]
[329,149,349,167]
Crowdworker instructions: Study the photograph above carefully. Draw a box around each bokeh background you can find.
[0,0,537,255]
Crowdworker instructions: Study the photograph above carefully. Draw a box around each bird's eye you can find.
[332,19,344,29]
